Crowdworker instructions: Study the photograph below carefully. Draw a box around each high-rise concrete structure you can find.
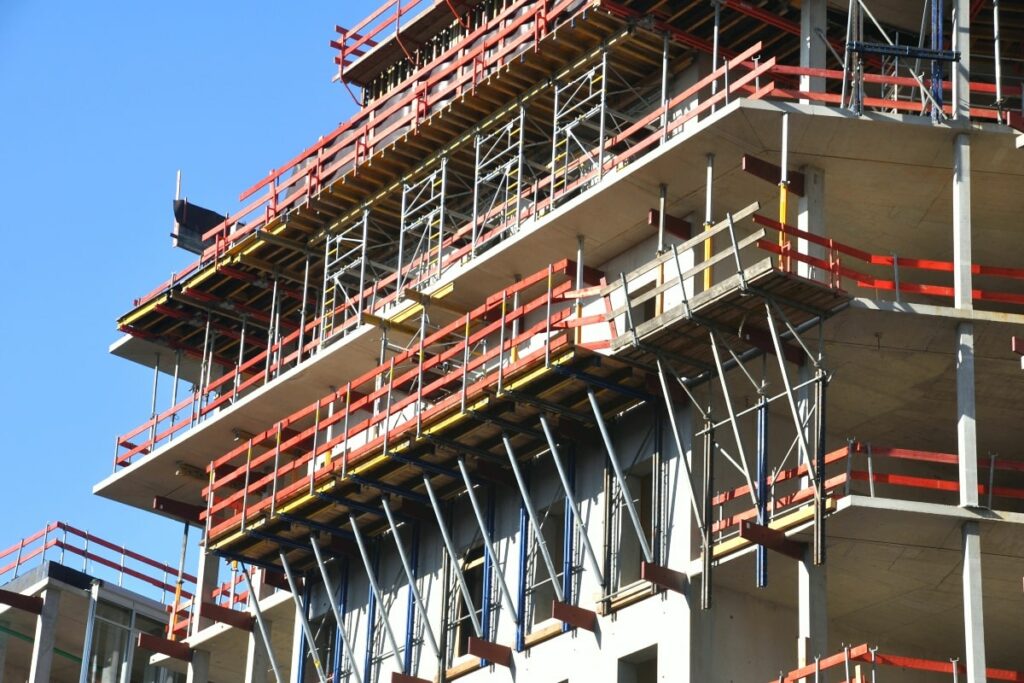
[15,1,1024,681]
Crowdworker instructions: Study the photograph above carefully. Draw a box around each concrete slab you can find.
[101,99,1024,519]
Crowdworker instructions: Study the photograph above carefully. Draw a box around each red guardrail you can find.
[771,642,1024,682]
[711,442,1024,538]
[0,522,196,605]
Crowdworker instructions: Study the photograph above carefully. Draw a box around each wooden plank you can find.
[552,600,598,631]
[0,589,42,615]
[467,636,513,667]
[640,561,688,594]
[137,632,193,662]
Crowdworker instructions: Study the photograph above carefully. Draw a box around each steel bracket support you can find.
[467,637,513,668]
[587,388,655,565]
[350,518,405,671]
[738,521,807,561]
[308,538,363,683]
[641,561,689,594]
[422,475,483,638]
[552,601,598,632]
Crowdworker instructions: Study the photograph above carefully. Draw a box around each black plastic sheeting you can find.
[172,198,226,255]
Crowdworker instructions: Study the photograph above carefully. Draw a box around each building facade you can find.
[81,0,1024,681]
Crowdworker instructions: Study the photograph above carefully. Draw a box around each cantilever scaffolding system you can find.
[96,0,1024,681]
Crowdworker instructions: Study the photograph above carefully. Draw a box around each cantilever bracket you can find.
[641,561,689,595]
[738,520,807,561]
[552,600,598,632]
[467,637,513,668]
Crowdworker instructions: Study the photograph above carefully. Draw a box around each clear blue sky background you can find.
[0,1,371,582]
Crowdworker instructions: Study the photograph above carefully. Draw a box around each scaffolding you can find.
[99,1,1024,680]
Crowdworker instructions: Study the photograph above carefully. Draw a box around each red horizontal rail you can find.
[776,643,1024,682]
[713,441,1024,537]
[0,522,195,606]
[752,214,1024,307]
[204,281,574,527]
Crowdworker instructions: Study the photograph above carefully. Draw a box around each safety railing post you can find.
[271,426,282,518]
[498,290,507,394]
[242,438,253,531]
[309,402,321,497]
[892,252,901,303]
[149,353,160,447]
[343,383,352,480]
[845,438,854,495]
[545,265,553,367]
[383,357,396,455]
[461,313,471,410]
[417,310,426,437]
[660,32,669,144]
[597,47,608,180]
[987,453,997,508]
[13,538,24,578]
[866,443,876,497]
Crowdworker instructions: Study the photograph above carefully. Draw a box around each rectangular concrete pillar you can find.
[28,588,60,683]
[953,134,972,310]
[191,548,220,636]
[962,522,986,682]
[799,0,827,97]
[797,166,825,283]
[957,323,979,506]
[797,553,826,672]
[245,570,276,683]
[953,0,971,119]
[665,404,694,683]
[186,649,211,683]
[0,629,7,683]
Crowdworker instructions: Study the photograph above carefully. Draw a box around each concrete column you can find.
[797,553,827,672]
[28,588,60,683]
[289,601,306,679]
[953,0,971,120]
[665,405,694,683]
[953,135,972,310]
[799,0,827,97]
[245,570,276,683]
[186,650,211,683]
[962,522,987,682]
[191,548,220,636]
[797,166,825,283]
[957,324,979,505]
[0,628,8,683]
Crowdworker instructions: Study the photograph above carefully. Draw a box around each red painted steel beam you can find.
[262,570,291,592]
[392,674,432,683]
[467,636,513,667]
[552,600,598,632]
[738,520,807,560]
[648,209,692,240]
[199,601,255,631]
[741,154,805,196]
[640,561,688,594]
[740,325,805,366]
[153,496,204,525]
[137,632,193,662]
[0,589,42,615]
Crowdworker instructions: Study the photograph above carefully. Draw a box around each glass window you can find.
[85,601,131,683]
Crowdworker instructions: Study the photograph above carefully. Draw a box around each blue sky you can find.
[0,1,370,581]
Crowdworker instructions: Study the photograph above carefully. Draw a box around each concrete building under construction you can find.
[3,0,1024,681]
